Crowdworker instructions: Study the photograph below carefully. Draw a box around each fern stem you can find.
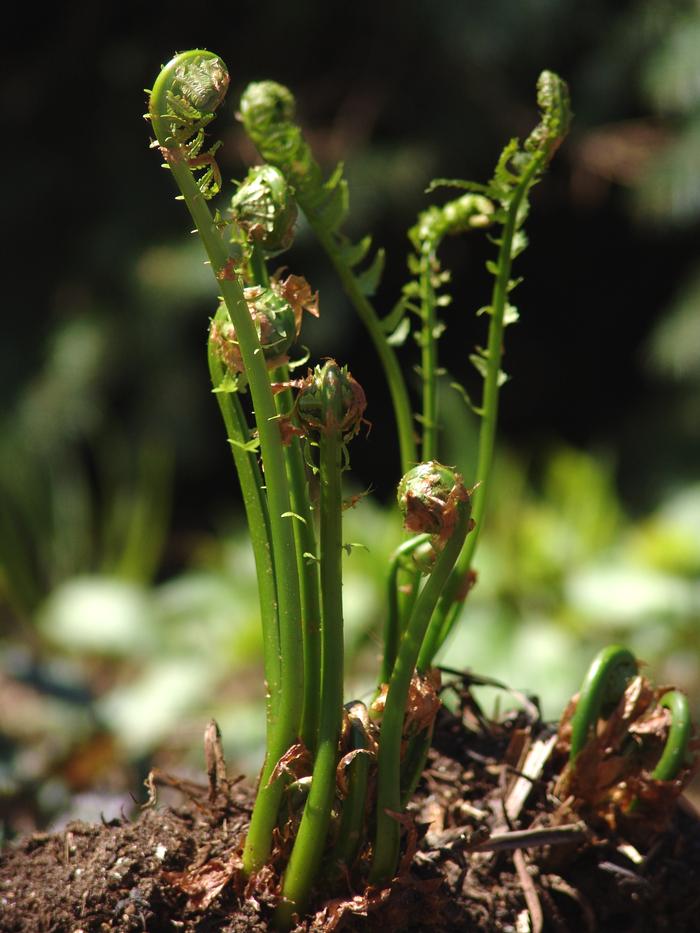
[250,242,322,751]
[207,348,280,716]
[149,52,303,874]
[419,251,439,460]
[380,533,431,685]
[273,374,322,751]
[312,226,416,473]
[370,497,470,884]
[276,362,346,927]
[418,156,544,667]
[464,160,540,563]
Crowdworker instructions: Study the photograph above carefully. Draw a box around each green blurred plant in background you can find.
[2,0,699,843]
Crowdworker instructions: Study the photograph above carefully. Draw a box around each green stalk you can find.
[651,691,692,781]
[251,243,322,751]
[149,52,303,873]
[208,347,280,717]
[285,437,321,750]
[276,363,346,928]
[328,702,372,873]
[380,533,431,685]
[370,498,470,884]
[569,645,637,763]
[418,250,439,461]
[460,158,542,569]
[309,226,416,474]
[274,378,322,751]
[417,156,545,668]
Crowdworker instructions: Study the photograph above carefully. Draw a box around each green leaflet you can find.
[337,234,373,268]
[355,248,385,297]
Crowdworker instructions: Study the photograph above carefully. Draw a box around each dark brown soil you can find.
[2,692,699,932]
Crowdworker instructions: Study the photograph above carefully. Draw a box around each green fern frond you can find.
[239,79,417,471]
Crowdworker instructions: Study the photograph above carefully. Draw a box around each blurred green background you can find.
[2,0,699,837]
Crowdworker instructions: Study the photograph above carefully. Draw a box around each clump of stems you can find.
[147,52,575,926]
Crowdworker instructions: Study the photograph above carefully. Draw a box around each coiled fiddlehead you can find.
[390,192,496,462]
[239,82,346,231]
[652,690,692,781]
[148,50,228,198]
[569,645,638,763]
[565,647,693,819]
[230,164,298,256]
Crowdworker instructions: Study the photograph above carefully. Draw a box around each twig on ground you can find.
[513,848,543,933]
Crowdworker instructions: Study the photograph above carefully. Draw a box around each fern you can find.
[416,70,571,668]
[239,81,417,471]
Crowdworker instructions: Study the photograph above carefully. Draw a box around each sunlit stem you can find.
[276,363,346,927]
[149,53,303,874]
[370,499,470,884]
[250,242,322,751]
[306,224,416,475]
[418,155,545,666]
[380,533,431,685]
[207,347,280,718]
[419,249,439,460]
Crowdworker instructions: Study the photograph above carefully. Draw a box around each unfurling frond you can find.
[148,50,229,198]
[239,81,384,288]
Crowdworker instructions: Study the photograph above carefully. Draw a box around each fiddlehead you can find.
[521,69,571,166]
[420,71,571,665]
[394,194,495,461]
[230,164,298,257]
[239,81,348,234]
[568,648,691,779]
[148,50,229,198]
[569,645,638,763]
[651,691,692,782]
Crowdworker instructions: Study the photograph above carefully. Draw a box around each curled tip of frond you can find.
[149,51,229,124]
[148,51,229,198]
[230,164,298,255]
[175,53,229,113]
[238,81,307,180]
[297,360,367,440]
[239,81,349,236]
[397,461,471,541]
[239,81,297,133]
[411,193,495,250]
[525,70,571,162]
[209,283,300,375]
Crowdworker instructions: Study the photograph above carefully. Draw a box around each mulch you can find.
[2,683,699,932]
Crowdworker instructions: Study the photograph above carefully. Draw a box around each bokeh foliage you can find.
[2,0,699,835]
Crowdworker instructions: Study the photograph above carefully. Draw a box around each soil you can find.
[2,684,699,932]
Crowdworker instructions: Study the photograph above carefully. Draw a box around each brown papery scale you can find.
[397,460,471,543]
